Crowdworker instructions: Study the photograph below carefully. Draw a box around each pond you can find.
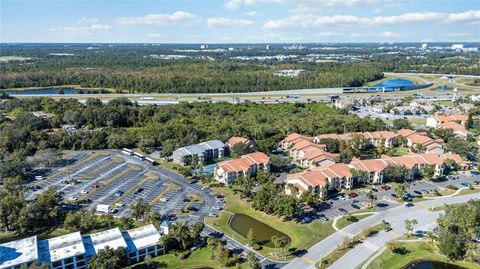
[404,260,467,269]
[433,86,454,91]
[229,213,291,247]
[2,88,111,95]
[375,78,415,87]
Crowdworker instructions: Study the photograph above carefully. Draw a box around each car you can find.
[159,197,168,202]
[351,199,359,203]
[208,212,218,218]
[391,193,398,198]
[302,217,311,223]
[91,184,101,189]
[188,206,198,211]
[133,188,144,194]
[338,208,348,214]
[384,226,393,232]
[67,197,78,201]
[414,190,422,195]
[471,171,479,176]
[80,190,89,195]
[183,198,191,203]
[114,190,124,197]
[351,204,360,209]
[473,181,480,185]
[380,185,390,191]
[115,202,125,207]
[405,203,414,207]
[371,188,378,192]
[413,230,424,237]
[34,175,44,180]
[62,180,69,184]
[339,196,348,201]
[348,192,358,198]
[460,182,470,188]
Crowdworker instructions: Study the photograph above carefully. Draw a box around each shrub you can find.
[446,185,458,190]
[252,243,262,250]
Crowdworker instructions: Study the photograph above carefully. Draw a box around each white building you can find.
[84,228,127,259]
[38,232,86,269]
[124,224,163,263]
[451,44,464,51]
[0,236,38,269]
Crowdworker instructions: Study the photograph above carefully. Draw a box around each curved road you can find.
[283,192,480,269]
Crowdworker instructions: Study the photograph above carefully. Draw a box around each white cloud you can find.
[77,17,99,24]
[245,11,261,17]
[49,24,111,35]
[225,0,242,10]
[146,33,163,38]
[207,17,254,27]
[115,11,197,26]
[380,31,404,38]
[263,10,480,30]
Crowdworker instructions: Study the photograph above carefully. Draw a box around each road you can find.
[283,192,480,269]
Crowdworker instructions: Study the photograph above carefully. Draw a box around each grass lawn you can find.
[390,147,410,157]
[129,247,246,269]
[365,241,480,269]
[205,187,335,261]
[335,213,374,230]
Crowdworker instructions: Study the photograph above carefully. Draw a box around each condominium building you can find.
[124,224,162,264]
[214,152,270,185]
[172,140,226,166]
[38,232,86,269]
[226,136,257,153]
[0,236,38,269]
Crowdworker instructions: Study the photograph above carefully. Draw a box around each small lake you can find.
[375,78,415,87]
[229,213,290,247]
[433,86,454,91]
[3,88,111,95]
[404,260,467,269]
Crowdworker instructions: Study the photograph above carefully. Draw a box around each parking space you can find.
[27,150,216,224]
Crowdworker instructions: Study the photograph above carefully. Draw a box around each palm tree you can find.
[366,192,377,206]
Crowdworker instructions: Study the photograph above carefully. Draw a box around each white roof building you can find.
[0,236,38,269]
[124,224,161,253]
[88,228,127,255]
[38,232,85,263]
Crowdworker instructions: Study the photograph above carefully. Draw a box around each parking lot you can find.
[302,172,480,222]
[27,150,215,224]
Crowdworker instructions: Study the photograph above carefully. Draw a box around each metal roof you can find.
[0,236,38,269]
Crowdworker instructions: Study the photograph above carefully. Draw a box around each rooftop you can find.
[174,140,226,156]
[38,232,85,263]
[124,224,161,252]
[88,228,127,255]
[0,236,38,269]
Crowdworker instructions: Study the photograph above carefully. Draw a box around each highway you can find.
[282,192,480,269]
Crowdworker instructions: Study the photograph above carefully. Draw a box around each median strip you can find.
[111,172,159,207]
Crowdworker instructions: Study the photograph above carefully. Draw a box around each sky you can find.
[1,0,479,43]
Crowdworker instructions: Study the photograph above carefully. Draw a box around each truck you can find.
[96,204,115,214]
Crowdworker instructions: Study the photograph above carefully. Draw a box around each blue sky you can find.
[1,0,479,43]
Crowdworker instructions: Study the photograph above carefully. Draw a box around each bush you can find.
[178,251,191,260]
[252,243,262,250]
[446,185,458,190]
[433,189,441,196]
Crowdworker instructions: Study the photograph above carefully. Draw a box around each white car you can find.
[115,202,125,207]
[67,197,78,201]
[159,198,168,202]
[208,212,218,218]
[80,190,89,194]
[34,176,44,180]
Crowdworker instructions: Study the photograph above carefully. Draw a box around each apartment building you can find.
[214,152,270,185]
[426,114,468,128]
[397,129,444,154]
[124,224,162,263]
[226,136,257,153]
[38,232,86,269]
[172,140,226,166]
[299,148,339,169]
[313,131,397,149]
[289,140,327,160]
[0,236,38,269]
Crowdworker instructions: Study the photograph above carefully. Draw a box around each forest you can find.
[3,43,478,93]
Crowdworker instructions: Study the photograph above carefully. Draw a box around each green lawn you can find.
[205,187,335,261]
[390,147,410,157]
[335,213,374,230]
[366,241,480,269]
[129,247,246,269]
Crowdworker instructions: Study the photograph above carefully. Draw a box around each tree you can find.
[88,246,128,269]
[270,154,288,172]
[404,219,418,235]
[319,138,339,153]
[247,251,261,269]
[131,198,151,220]
[395,184,406,199]
[0,177,25,231]
[231,142,248,158]
[247,228,255,244]
[366,192,377,206]
[383,164,410,183]
[392,119,412,130]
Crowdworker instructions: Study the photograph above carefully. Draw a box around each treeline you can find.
[0,60,383,93]
[0,97,388,181]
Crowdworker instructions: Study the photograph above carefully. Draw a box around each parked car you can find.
[405,203,414,207]
[380,185,390,191]
[67,197,78,201]
[384,226,393,232]
[114,190,124,197]
[338,208,348,214]
[208,212,218,218]
[80,190,89,195]
[302,217,311,223]
[348,192,358,198]
[413,230,424,237]
[91,184,101,189]
[351,204,360,209]
[115,202,125,207]
[391,193,398,198]
[460,182,470,188]
[133,188,144,194]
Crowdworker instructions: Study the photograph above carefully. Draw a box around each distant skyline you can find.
[1,0,479,43]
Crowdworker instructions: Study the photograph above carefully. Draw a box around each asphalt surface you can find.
[28,150,217,224]
[283,192,480,269]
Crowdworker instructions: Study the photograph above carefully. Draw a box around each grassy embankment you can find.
[365,241,480,269]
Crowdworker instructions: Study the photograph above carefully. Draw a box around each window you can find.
[76,255,85,261]
[52,261,62,267]
[64,257,74,264]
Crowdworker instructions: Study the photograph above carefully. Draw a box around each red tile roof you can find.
[227,136,250,146]
[218,152,270,173]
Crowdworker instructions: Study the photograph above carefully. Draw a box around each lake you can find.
[229,213,290,247]
[404,260,467,269]
[375,78,415,87]
[3,88,111,95]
